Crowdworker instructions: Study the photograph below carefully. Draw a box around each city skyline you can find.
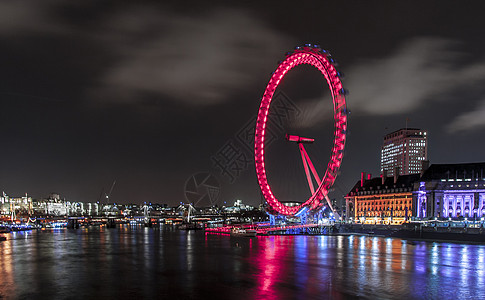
[1,1,485,206]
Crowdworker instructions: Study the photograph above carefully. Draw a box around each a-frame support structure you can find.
[287,134,340,219]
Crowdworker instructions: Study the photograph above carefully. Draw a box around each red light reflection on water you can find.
[253,236,284,299]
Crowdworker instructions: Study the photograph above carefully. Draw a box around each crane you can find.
[105,180,116,204]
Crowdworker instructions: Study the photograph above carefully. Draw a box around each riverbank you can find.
[0,224,40,232]
[335,223,485,243]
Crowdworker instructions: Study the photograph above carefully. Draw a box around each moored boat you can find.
[231,227,257,237]
[178,222,203,230]
[0,227,11,233]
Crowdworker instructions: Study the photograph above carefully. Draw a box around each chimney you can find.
[381,170,387,185]
[361,172,366,187]
[394,167,399,184]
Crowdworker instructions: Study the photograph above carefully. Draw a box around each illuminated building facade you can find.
[381,128,427,177]
[346,162,485,222]
[345,172,419,224]
[1,192,102,218]
[414,162,485,219]
[1,193,33,217]
[0,193,11,216]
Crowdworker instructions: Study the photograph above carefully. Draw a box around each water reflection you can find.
[1,228,485,299]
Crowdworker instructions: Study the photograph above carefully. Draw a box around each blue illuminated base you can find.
[266,206,330,226]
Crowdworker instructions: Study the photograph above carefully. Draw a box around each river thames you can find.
[1,226,485,299]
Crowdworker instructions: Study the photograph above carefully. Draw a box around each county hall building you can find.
[345,162,485,223]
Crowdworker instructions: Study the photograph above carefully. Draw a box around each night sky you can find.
[1,1,485,207]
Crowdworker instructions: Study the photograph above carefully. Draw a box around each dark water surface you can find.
[1,226,485,299]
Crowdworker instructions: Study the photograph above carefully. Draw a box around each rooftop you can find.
[421,162,485,181]
[347,173,421,197]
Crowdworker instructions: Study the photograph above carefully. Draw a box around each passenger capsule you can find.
[339,88,349,95]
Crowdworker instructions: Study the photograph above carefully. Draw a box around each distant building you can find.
[381,128,428,177]
[1,192,175,218]
[345,172,418,224]
[0,192,10,216]
[223,199,254,213]
[415,162,485,219]
[1,193,33,217]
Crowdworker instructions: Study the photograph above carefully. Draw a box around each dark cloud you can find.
[346,37,485,126]
[0,1,293,107]
[92,7,292,105]
[268,37,485,134]
[447,99,485,133]
[0,0,83,36]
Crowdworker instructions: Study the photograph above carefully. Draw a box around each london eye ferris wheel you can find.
[254,44,348,217]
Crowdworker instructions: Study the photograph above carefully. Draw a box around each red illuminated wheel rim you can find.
[254,45,348,216]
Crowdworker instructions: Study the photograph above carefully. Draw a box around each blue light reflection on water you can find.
[1,227,485,299]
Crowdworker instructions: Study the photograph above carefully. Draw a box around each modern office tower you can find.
[381,128,427,177]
